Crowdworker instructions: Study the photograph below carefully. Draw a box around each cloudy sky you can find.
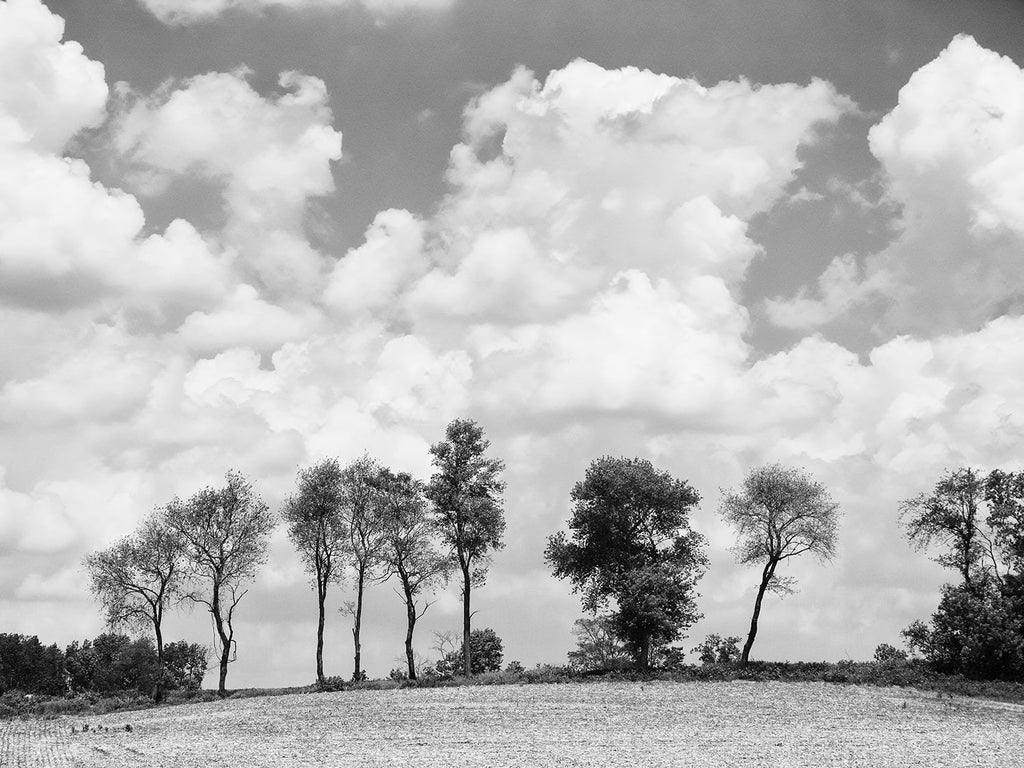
[3,0,1024,687]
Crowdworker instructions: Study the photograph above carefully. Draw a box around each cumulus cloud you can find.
[136,0,455,25]
[115,69,343,296]
[769,35,1024,336]
[6,2,1024,681]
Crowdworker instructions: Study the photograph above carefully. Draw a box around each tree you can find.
[338,455,389,682]
[567,615,630,672]
[900,467,995,589]
[720,464,839,664]
[167,470,275,695]
[693,634,742,665]
[162,641,208,690]
[376,467,451,680]
[546,456,707,670]
[426,419,506,677]
[437,628,504,676]
[985,469,1024,576]
[83,509,184,700]
[282,458,349,684]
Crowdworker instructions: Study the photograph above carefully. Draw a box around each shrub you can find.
[316,676,347,692]
[874,643,909,664]
[693,634,741,665]
[504,660,525,676]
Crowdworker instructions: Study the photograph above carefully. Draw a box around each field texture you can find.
[6,681,1024,767]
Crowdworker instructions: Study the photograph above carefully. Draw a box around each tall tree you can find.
[83,509,184,701]
[900,467,995,588]
[720,464,840,664]
[426,418,506,677]
[167,470,275,695]
[546,456,707,670]
[376,467,451,680]
[339,455,389,681]
[282,458,349,684]
[985,469,1024,577]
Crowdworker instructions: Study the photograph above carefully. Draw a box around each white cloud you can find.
[136,0,454,25]
[770,35,1024,336]
[0,0,107,152]
[115,69,343,296]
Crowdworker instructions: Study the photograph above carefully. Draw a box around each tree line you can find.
[79,413,1024,699]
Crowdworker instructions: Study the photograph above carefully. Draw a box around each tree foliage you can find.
[566,615,630,672]
[426,419,506,677]
[282,458,349,684]
[693,634,742,665]
[167,470,275,695]
[900,467,994,588]
[376,467,451,679]
[338,454,390,682]
[83,509,185,700]
[720,464,839,664]
[546,456,707,670]
[436,628,504,677]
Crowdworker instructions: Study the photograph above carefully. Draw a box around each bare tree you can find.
[719,464,840,664]
[338,455,389,681]
[167,470,275,695]
[282,459,349,684]
[376,467,451,679]
[426,419,505,677]
[83,509,184,701]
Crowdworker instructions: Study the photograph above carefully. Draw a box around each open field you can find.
[6,681,1024,767]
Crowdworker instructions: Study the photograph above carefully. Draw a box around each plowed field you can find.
[6,681,1024,767]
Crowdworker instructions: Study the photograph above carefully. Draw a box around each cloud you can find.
[136,0,455,26]
[115,69,343,296]
[769,35,1024,336]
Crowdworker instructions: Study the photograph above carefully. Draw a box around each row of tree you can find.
[0,633,206,697]
[86,419,505,697]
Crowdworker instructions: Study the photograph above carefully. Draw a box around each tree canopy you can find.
[546,456,707,670]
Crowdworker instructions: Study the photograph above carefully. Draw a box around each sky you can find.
[2,0,1024,687]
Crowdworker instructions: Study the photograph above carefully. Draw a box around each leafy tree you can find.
[376,467,451,680]
[902,578,1024,679]
[546,456,707,670]
[720,464,840,664]
[83,509,184,700]
[567,615,630,672]
[693,634,742,664]
[900,467,995,589]
[338,455,389,682]
[162,641,208,690]
[426,419,506,677]
[167,470,275,695]
[985,469,1024,575]
[0,634,65,695]
[872,643,908,664]
[437,628,504,676]
[282,458,349,684]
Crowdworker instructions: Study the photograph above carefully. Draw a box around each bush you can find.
[316,676,347,692]
[388,667,408,681]
[874,643,908,664]
[693,634,741,665]
[504,660,525,676]
[435,628,504,677]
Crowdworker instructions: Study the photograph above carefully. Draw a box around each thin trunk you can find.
[212,584,231,695]
[462,561,472,677]
[405,593,417,680]
[316,579,326,684]
[352,566,365,681]
[153,615,165,703]
[638,633,651,671]
[741,559,776,665]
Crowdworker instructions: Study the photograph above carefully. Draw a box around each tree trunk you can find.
[316,580,326,684]
[462,562,472,677]
[638,632,651,671]
[212,585,231,696]
[352,566,365,681]
[405,595,417,680]
[153,616,165,703]
[741,559,776,665]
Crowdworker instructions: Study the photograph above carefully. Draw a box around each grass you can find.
[4,659,1024,721]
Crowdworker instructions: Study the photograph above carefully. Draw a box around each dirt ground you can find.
[6,681,1024,767]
